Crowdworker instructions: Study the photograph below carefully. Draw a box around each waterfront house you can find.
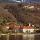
[5,22,35,33]
[23,23,34,33]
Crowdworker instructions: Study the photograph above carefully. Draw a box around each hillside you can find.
[0,3,40,27]
[3,3,40,26]
[0,6,17,25]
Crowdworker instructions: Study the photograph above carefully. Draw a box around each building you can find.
[23,23,34,33]
[23,5,34,9]
[4,22,35,33]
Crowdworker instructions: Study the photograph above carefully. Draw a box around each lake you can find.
[0,34,40,40]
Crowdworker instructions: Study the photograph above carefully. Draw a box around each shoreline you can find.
[0,33,40,35]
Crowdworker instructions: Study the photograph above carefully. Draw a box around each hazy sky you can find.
[0,0,40,3]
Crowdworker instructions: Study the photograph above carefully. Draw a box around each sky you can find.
[0,0,40,3]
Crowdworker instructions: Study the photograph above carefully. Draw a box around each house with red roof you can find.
[23,23,34,33]
[5,22,34,33]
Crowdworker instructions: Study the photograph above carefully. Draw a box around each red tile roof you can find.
[23,26,33,29]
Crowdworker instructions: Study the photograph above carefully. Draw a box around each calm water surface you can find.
[0,34,40,40]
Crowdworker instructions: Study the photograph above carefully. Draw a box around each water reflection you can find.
[9,35,23,40]
[1,35,7,40]
[23,34,34,40]
[34,35,40,40]
[0,34,40,40]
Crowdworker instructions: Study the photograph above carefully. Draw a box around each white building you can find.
[23,23,34,33]
[23,5,34,9]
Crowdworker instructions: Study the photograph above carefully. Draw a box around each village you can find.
[0,22,39,34]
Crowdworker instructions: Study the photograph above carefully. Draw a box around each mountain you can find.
[0,3,40,27]
[0,7,17,24]
[3,3,40,27]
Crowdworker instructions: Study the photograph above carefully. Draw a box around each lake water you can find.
[0,34,40,40]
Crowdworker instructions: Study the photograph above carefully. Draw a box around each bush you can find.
[0,17,12,25]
